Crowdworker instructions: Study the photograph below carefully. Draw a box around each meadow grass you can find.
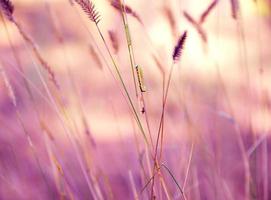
[0,0,270,199]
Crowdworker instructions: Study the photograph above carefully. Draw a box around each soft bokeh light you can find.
[0,0,271,199]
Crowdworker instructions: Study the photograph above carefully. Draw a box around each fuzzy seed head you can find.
[0,0,14,21]
[173,31,187,62]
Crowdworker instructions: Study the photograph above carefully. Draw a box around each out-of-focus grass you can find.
[0,0,271,199]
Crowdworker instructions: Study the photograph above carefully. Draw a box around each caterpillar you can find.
[135,65,146,92]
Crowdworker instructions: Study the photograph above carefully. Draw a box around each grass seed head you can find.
[0,0,14,21]
[173,31,187,62]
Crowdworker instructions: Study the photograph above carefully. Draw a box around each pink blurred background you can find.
[0,0,271,199]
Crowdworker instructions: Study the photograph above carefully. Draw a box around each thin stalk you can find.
[44,134,74,199]
[182,141,195,192]
[35,60,99,200]
[0,66,52,196]
[7,6,104,197]
[118,0,138,97]
[11,33,99,199]
[118,0,154,149]
[151,61,175,198]
[115,4,157,197]
[128,170,139,200]
[235,12,254,197]
[161,164,187,200]
[0,10,47,140]
[216,64,250,200]
[45,0,97,147]
[214,3,250,198]
[95,23,149,145]
[44,5,106,198]
[71,4,149,146]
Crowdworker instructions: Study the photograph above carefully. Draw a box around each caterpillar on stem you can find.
[135,65,146,93]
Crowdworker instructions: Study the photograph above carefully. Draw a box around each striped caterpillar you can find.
[135,65,146,92]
